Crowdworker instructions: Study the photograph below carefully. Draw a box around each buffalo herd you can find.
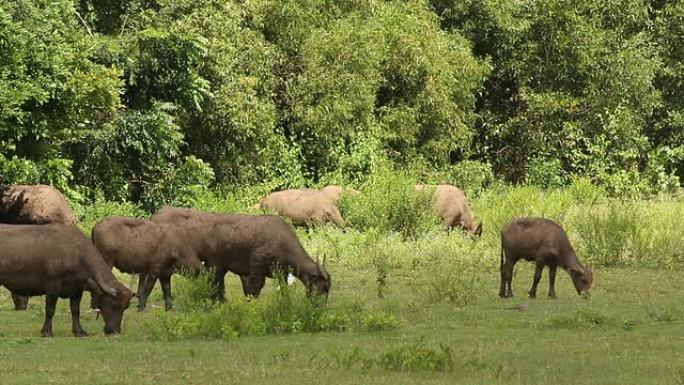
[0,183,592,337]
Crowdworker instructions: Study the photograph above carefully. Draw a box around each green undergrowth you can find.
[146,272,398,341]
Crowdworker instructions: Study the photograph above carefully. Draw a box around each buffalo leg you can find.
[239,275,250,297]
[41,295,58,337]
[137,273,146,298]
[11,292,29,310]
[548,265,558,299]
[211,267,228,302]
[159,272,173,311]
[498,266,507,298]
[500,260,515,298]
[138,274,158,311]
[243,275,266,298]
[89,293,99,310]
[70,291,87,337]
[529,263,544,299]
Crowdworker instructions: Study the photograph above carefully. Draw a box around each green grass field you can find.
[1,229,684,385]
[1,187,684,385]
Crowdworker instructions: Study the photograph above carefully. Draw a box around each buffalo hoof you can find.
[41,330,54,338]
[548,294,557,299]
[528,293,536,299]
[73,329,88,337]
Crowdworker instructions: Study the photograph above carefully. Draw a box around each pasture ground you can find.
[0,259,682,384]
[1,189,683,385]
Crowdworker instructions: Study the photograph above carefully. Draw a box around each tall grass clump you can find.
[339,167,438,239]
[379,338,456,372]
[474,185,574,236]
[407,233,491,306]
[185,184,272,214]
[75,199,146,233]
[574,200,639,266]
[575,199,684,268]
[148,273,398,340]
[173,270,217,312]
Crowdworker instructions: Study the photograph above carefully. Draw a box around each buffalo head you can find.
[96,287,133,334]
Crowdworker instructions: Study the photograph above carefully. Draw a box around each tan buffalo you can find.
[415,184,482,237]
[0,184,78,225]
[258,188,345,227]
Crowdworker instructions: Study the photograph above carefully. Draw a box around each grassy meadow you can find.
[0,184,684,385]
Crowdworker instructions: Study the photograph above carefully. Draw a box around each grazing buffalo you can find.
[0,224,133,336]
[0,184,78,225]
[258,188,345,227]
[202,214,331,300]
[0,184,79,310]
[499,217,593,298]
[414,184,482,237]
[149,206,250,291]
[92,217,204,311]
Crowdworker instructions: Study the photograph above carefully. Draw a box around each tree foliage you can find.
[0,0,682,203]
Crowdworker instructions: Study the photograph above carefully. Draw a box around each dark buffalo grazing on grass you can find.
[149,208,327,299]
[414,184,482,237]
[203,214,330,300]
[92,217,204,311]
[499,217,593,298]
[0,224,133,336]
[0,184,79,310]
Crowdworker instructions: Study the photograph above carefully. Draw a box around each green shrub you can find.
[147,272,399,340]
[339,167,438,239]
[314,337,454,372]
[172,270,217,313]
[575,201,639,266]
[379,338,455,372]
[575,199,684,268]
[568,175,604,204]
[475,185,574,236]
[408,237,489,306]
[547,308,611,329]
[75,199,146,233]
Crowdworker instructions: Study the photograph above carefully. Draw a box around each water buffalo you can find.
[203,214,331,300]
[92,217,204,311]
[499,217,593,298]
[415,184,482,237]
[0,184,79,310]
[0,224,133,336]
[149,206,250,291]
[258,188,345,227]
[0,184,78,225]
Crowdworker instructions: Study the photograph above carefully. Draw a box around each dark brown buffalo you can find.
[203,214,331,300]
[0,184,79,310]
[149,206,249,290]
[92,217,204,311]
[151,207,330,300]
[499,217,593,298]
[0,224,133,336]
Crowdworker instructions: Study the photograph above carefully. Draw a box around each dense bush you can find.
[339,166,439,239]
[148,272,398,340]
[2,0,684,202]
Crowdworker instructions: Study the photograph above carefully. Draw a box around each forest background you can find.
[2,0,683,210]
